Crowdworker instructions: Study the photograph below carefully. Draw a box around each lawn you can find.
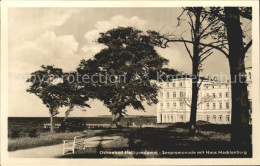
[8,130,101,151]
[60,123,252,158]
[9,123,252,158]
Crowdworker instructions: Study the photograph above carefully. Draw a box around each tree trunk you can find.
[189,7,202,134]
[63,104,74,122]
[224,7,251,148]
[50,113,54,132]
[111,110,122,128]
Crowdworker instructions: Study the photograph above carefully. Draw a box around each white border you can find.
[1,1,259,165]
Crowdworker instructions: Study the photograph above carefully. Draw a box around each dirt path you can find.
[9,135,121,158]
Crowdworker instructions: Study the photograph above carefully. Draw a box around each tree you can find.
[77,27,175,128]
[149,7,221,134]
[26,65,66,132]
[56,72,92,121]
[224,7,252,147]
[196,7,252,147]
[162,7,252,146]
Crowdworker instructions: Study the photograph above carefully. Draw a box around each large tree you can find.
[26,65,66,132]
[149,7,221,134]
[198,7,252,147]
[224,7,252,147]
[77,27,175,128]
[27,66,92,131]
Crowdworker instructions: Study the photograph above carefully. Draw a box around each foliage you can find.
[10,130,20,139]
[26,65,66,117]
[28,129,38,138]
[77,27,174,125]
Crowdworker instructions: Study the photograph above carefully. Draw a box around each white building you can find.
[157,68,252,124]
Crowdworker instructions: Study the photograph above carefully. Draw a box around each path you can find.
[9,135,121,158]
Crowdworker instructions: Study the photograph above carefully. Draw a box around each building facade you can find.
[157,68,252,124]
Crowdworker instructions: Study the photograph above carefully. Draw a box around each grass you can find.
[60,123,251,158]
[9,123,252,158]
[8,130,101,151]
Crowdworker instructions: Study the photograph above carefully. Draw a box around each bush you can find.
[58,119,86,132]
[28,129,38,138]
[10,130,20,139]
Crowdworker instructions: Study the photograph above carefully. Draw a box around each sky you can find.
[8,8,252,117]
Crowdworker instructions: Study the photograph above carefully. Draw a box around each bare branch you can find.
[199,13,207,25]
[187,12,195,34]
[160,38,229,57]
[244,40,252,54]
[200,19,220,37]
[200,52,213,63]
[200,26,221,39]
[197,77,205,89]
[176,8,187,27]
[200,47,214,57]
[179,97,191,107]
[182,37,193,60]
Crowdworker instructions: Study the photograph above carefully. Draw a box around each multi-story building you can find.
[157,67,252,124]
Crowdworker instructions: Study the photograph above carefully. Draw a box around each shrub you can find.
[28,129,38,138]
[10,130,20,139]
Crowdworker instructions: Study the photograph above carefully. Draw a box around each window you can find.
[180,92,183,98]
[180,102,184,109]
[226,115,230,122]
[206,103,210,109]
[213,93,215,98]
[167,103,170,108]
[173,102,176,108]
[179,82,182,87]
[219,102,222,109]
[213,86,214,89]
[213,115,216,122]
[160,103,163,108]
[173,92,176,98]
[171,115,173,122]
[207,93,209,97]
[160,92,163,98]
[219,92,222,98]
[226,102,229,109]
[219,115,222,122]
[180,115,183,122]
[173,83,175,87]
[248,91,250,97]
[226,92,229,97]
[213,103,216,109]
[249,72,251,79]
[167,92,169,99]
[207,115,210,122]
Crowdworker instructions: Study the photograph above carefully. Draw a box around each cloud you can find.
[156,46,192,73]
[81,15,148,59]
[10,31,80,73]
[9,8,79,44]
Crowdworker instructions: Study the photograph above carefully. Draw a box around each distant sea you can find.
[8,116,157,137]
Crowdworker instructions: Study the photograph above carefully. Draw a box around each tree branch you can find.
[197,77,205,89]
[182,37,193,60]
[200,19,220,37]
[244,40,252,54]
[200,52,213,63]
[161,38,229,57]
